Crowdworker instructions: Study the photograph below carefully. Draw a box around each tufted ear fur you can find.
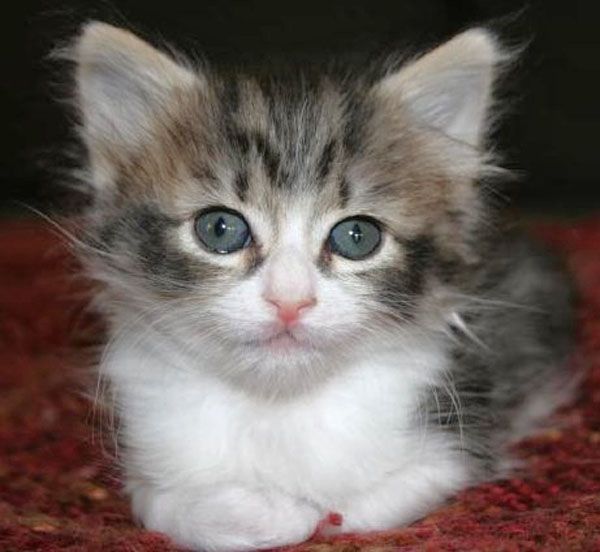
[74,22,197,156]
[375,29,500,148]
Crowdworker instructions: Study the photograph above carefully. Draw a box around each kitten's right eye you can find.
[194,209,251,254]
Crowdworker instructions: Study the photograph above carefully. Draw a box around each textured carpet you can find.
[1,219,599,552]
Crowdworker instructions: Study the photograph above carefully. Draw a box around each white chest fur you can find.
[103,329,457,508]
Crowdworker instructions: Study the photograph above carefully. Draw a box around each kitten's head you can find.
[73,23,501,395]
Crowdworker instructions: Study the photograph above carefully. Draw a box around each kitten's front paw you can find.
[131,483,321,551]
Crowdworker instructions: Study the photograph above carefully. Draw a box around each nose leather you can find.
[264,248,317,325]
[266,297,317,326]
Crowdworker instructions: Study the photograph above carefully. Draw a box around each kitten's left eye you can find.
[194,209,251,254]
[328,217,382,260]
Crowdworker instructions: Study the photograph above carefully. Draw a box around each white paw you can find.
[337,459,471,534]
[131,483,321,551]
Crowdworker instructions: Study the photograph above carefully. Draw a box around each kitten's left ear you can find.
[376,29,501,147]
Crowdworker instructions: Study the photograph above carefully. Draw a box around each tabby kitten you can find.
[71,22,573,551]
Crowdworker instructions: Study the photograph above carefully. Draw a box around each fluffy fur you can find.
[69,22,574,551]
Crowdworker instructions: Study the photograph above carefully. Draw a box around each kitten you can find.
[70,22,574,551]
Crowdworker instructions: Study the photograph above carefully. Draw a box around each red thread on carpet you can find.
[1,220,599,551]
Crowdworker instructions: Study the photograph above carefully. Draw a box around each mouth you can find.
[244,330,313,352]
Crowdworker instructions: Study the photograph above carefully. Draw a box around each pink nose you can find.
[265,297,317,326]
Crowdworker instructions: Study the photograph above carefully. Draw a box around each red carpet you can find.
[1,219,599,551]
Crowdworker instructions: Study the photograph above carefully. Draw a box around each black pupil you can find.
[350,223,363,244]
[214,217,227,237]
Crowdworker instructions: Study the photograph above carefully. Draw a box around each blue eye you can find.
[194,209,251,254]
[329,217,382,260]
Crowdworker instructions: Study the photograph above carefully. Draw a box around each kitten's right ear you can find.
[74,22,197,153]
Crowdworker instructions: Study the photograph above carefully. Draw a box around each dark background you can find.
[2,0,599,216]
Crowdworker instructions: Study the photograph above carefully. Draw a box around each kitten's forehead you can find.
[108,68,453,238]
[200,74,450,229]
[220,76,349,202]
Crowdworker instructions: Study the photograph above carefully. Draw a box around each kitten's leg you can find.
[338,457,471,533]
[130,482,321,552]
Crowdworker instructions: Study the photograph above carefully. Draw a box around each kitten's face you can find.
[75,24,497,394]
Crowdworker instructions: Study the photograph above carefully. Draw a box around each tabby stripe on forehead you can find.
[253,131,280,184]
[220,81,240,143]
[339,177,351,208]
[228,129,281,185]
[317,139,336,180]
[234,170,249,202]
